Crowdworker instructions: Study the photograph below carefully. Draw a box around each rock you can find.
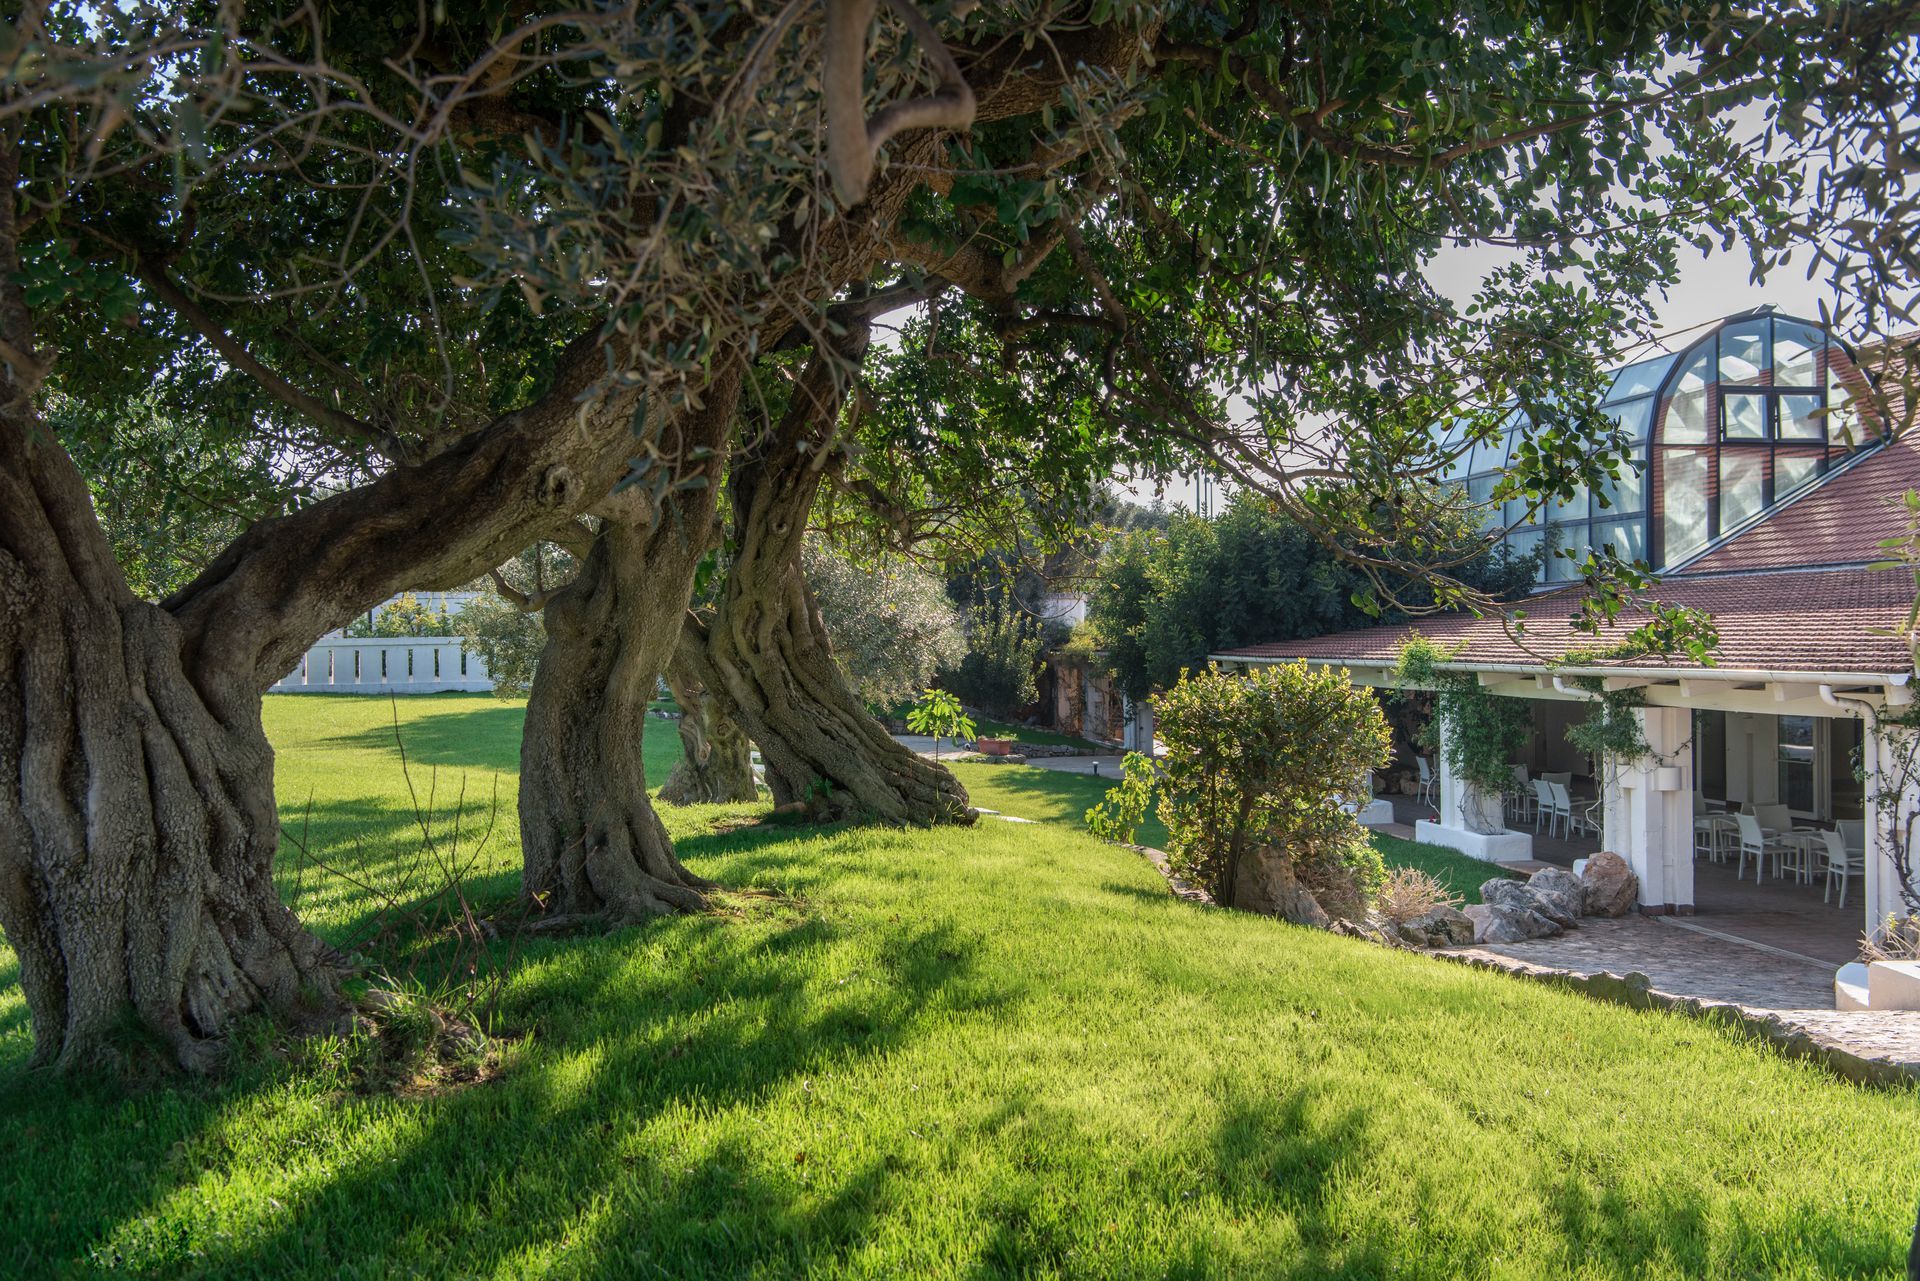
[1401,904,1475,948]
[1481,875,1579,929]
[1464,901,1563,944]
[1529,866,1585,904]
[1580,851,1639,917]
[1232,852,1331,928]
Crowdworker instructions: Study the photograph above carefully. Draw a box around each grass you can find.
[1369,834,1516,906]
[3,695,1919,1277]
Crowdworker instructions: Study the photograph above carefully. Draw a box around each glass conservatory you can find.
[1451,310,1880,583]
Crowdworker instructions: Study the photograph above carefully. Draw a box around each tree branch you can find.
[825,0,977,207]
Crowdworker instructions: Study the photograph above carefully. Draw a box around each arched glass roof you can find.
[1458,310,1879,584]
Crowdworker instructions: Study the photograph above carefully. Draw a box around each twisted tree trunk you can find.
[517,362,744,923]
[658,640,758,805]
[0,407,353,1072]
[687,334,971,825]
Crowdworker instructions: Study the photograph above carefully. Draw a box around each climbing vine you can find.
[1562,677,1653,764]
[1857,703,1920,927]
[1392,635,1529,834]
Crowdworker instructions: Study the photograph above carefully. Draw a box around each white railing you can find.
[269,636,491,694]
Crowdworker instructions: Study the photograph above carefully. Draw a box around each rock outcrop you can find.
[1579,851,1639,917]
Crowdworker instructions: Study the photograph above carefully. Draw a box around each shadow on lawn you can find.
[90,910,998,1277]
[313,701,530,773]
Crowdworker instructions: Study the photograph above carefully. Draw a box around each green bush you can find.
[1152,662,1391,913]
[347,591,455,638]
[1085,751,1155,845]
[937,588,1043,719]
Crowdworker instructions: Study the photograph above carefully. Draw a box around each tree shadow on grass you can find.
[69,910,1005,1277]
[311,702,531,774]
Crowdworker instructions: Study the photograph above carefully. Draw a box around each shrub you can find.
[1152,662,1392,914]
[1374,867,1463,926]
[937,588,1043,718]
[905,688,975,760]
[1085,751,1155,845]
[347,591,456,638]
[457,592,544,696]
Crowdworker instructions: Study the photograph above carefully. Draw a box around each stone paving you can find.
[1453,916,1920,1077]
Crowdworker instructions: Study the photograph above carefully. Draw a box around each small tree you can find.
[1150,663,1391,916]
[348,592,455,639]
[937,589,1043,719]
[457,593,546,697]
[906,689,976,762]
[1085,751,1156,846]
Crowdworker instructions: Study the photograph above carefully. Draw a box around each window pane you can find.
[1779,393,1824,441]
[1662,448,1710,561]
[1774,319,1822,387]
[1720,449,1765,529]
[1504,494,1539,528]
[1592,517,1646,563]
[1606,398,1653,441]
[1544,525,1588,581]
[1609,352,1679,400]
[1775,451,1822,497]
[1778,715,1816,813]
[1591,461,1645,514]
[1663,350,1712,443]
[1549,481,1587,524]
[1828,392,1867,449]
[1505,528,1543,572]
[1719,319,1768,383]
[1724,391,1767,440]
[1467,473,1496,505]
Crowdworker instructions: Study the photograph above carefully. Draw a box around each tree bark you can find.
[0,404,353,1073]
[687,336,971,825]
[658,640,758,806]
[517,361,744,923]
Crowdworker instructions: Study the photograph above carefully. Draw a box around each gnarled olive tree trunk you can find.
[517,363,744,922]
[0,409,353,1073]
[685,335,970,825]
[658,641,758,805]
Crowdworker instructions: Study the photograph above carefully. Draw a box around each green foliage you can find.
[936,589,1044,719]
[1152,663,1392,911]
[905,689,976,760]
[1392,635,1531,814]
[1084,752,1156,845]
[1563,678,1654,765]
[804,541,966,710]
[346,593,455,639]
[1087,494,1537,702]
[49,394,294,599]
[456,595,545,698]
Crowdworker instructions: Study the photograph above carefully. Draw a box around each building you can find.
[272,590,494,694]
[1212,309,1918,950]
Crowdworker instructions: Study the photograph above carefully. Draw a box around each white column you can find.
[1605,706,1695,913]
[1863,721,1920,933]
[1417,705,1531,860]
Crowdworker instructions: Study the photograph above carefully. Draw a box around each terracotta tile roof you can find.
[1687,333,1920,574]
[1213,566,1916,676]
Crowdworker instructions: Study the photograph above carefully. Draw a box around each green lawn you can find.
[4,695,1918,1277]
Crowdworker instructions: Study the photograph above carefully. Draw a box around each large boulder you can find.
[1463,902,1562,944]
[1232,849,1332,928]
[1579,851,1639,917]
[1398,904,1476,948]
[1481,877,1579,930]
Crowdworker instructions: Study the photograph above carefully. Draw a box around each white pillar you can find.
[1863,721,1920,933]
[1603,707,1695,914]
[1416,704,1532,861]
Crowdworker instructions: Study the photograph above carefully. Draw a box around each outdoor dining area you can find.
[1693,802,1869,907]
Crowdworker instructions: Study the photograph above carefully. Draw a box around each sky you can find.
[1123,236,1849,513]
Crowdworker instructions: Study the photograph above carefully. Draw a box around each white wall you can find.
[270,637,490,694]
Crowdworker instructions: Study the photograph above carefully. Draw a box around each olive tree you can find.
[6,0,1915,1071]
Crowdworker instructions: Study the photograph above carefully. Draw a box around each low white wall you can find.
[270,637,491,694]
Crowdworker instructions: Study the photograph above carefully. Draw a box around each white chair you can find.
[1537,780,1572,837]
[1837,819,1866,856]
[1822,829,1866,907]
[1735,813,1789,884]
[1415,756,1435,806]
[1565,787,1602,839]
[1506,765,1536,823]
